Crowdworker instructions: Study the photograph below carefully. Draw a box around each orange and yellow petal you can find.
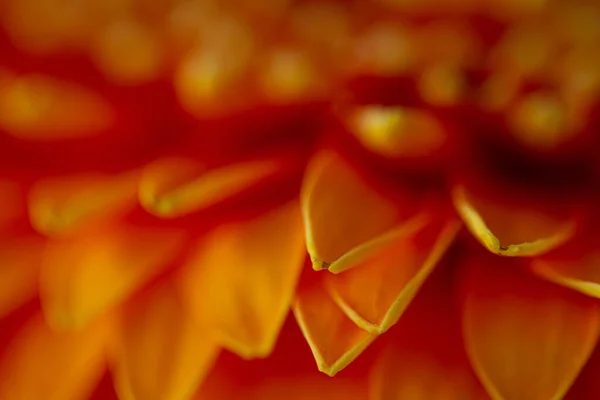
[293,273,376,376]
[196,315,370,400]
[302,151,423,272]
[370,264,489,400]
[0,312,112,400]
[28,171,139,237]
[325,218,460,334]
[180,201,305,359]
[111,284,219,400]
[40,224,185,331]
[452,183,578,257]
[531,234,600,298]
[139,156,284,219]
[461,250,600,400]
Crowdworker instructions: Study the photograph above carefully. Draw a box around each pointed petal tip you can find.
[180,202,305,362]
[28,172,139,237]
[312,333,377,378]
[310,258,330,271]
[139,157,282,219]
[452,185,576,257]
[302,151,417,273]
[293,285,377,378]
[325,218,461,336]
[327,289,384,335]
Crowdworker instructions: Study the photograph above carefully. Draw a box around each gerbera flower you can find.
[1,0,600,399]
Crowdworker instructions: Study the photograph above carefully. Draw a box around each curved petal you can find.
[452,185,576,257]
[112,284,219,400]
[194,316,369,400]
[40,225,185,331]
[139,157,282,218]
[346,106,447,158]
[0,73,115,140]
[293,275,376,376]
[461,252,600,400]
[180,202,305,359]
[0,236,44,318]
[0,313,111,400]
[532,248,600,299]
[302,151,420,272]
[28,171,139,236]
[326,218,461,334]
[370,264,489,400]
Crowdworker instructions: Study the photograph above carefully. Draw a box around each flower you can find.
[1,0,600,399]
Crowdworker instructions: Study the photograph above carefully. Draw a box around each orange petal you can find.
[293,276,376,376]
[462,253,600,400]
[302,152,420,272]
[139,157,282,218]
[112,284,219,400]
[258,47,322,103]
[180,202,305,358]
[326,218,460,334]
[452,184,576,256]
[531,244,600,299]
[194,316,369,400]
[0,73,115,140]
[28,171,139,236]
[40,225,185,331]
[346,106,447,158]
[0,313,111,400]
[93,18,163,85]
[371,265,488,400]
[0,237,44,318]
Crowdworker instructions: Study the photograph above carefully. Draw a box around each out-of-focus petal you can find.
[0,312,111,400]
[173,15,256,116]
[258,46,323,103]
[180,202,305,359]
[112,284,219,400]
[40,225,185,330]
[139,157,282,218]
[371,263,489,400]
[326,218,460,334]
[28,171,139,236]
[532,243,600,298]
[452,184,576,256]
[461,252,600,400]
[293,275,376,376]
[302,151,421,272]
[346,106,447,158]
[92,18,164,86]
[0,73,115,140]
[0,237,44,318]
